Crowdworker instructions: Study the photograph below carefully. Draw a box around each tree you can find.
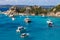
[49,4,60,14]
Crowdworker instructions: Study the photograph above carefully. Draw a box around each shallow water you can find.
[0,14,60,40]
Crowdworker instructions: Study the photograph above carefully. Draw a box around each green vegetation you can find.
[49,5,60,13]
[7,5,60,15]
[19,5,48,15]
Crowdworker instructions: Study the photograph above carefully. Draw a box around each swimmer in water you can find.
[24,18,31,23]
[12,17,15,21]
[20,33,29,38]
[16,26,26,33]
[16,29,20,32]
[47,19,53,27]
[9,14,15,21]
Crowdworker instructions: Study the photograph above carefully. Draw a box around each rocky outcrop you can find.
[4,6,20,15]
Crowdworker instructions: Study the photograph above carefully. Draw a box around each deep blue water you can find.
[0,13,60,40]
[0,7,9,12]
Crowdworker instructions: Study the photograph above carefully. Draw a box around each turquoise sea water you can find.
[0,14,60,40]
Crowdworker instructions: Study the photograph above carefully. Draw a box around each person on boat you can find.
[24,18,31,23]
[16,26,26,32]
[20,33,29,38]
[47,19,53,27]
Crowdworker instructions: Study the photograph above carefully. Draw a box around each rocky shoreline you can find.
[1,5,60,17]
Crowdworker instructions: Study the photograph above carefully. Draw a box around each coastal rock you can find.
[4,6,20,15]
